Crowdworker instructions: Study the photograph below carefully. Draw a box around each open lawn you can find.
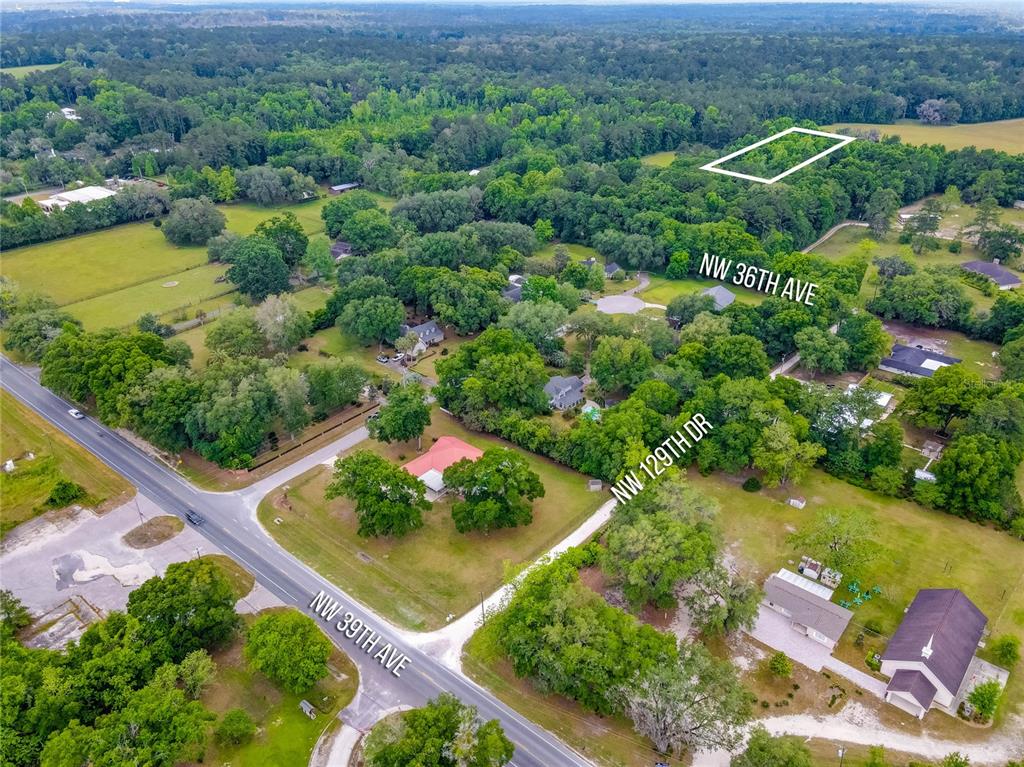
[64,263,232,331]
[0,390,132,536]
[257,409,606,630]
[534,241,600,263]
[823,118,1024,154]
[0,63,63,78]
[640,151,678,167]
[0,197,334,330]
[687,468,1024,728]
[288,325,391,379]
[639,274,768,307]
[200,609,358,767]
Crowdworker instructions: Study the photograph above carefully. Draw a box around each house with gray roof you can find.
[879,344,961,378]
[545,375,585,411]
[881,589,988,719]
[400,320,444,349]
[763,569,853,650]
[502,284,523,303]
[961,260,1021,290]
[604,262,622,277]
[701,285,736,311]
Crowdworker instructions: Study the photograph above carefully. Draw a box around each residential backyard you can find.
[0,390,133,535]
[638,274,769,307]
[257,408,606,630]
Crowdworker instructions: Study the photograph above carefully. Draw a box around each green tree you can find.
[788,506,878,575]
[321,191,379,238]
[341,208,399,255]
[305,358,367,417]
[902,365,986,432]
[162,196,226,246]
[495,299,569,357]
[267,365,311,436]
[255,211,308,267]
[767,651,792,677]
[0,589,32,632]
[226,236,291,301]
[731,726,812,767]
[126,559,239,664]
[255,293,311,353]
[216,708,256,746]
[533,218,554,242]
[178,649,215,700]
[337,296,405,346]
[591,336,654,392]
[794,326,848,376]
[967,680,1002,722]
[837,313,891,370]
[706,334,771,379]
[753,422,825,487]
[990,635,1020,668]
[978,225,1024,265]
[245,610,331,693]
[363,693,514,767]
[999,338,1024,380]
[603,509,717,609]
[940,754,971,767]
[303,234,335,282]
[369,381,431,449]
[443,447,545,533]
[3,307,80,361]
[206,308,264,357]
[866,188,900,238]
[666,293,715,326]
[326,450,430,537]
[618,642,750,754]
[934,433,1014,521]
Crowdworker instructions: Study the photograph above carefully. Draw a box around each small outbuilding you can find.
[299,700,317,719]
[329,182,361,194]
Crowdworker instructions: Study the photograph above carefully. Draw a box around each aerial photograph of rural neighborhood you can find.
[1,1,1023,765]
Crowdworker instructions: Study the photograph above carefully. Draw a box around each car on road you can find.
[184,510,205,526]
[67,408,85,419]
[376,354,390,363]
[391,353,406,362]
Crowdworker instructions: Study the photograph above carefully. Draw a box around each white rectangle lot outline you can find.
[700,126,855,184]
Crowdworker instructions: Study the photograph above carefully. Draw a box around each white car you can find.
[67,408,85,420]
[391,353,406,362]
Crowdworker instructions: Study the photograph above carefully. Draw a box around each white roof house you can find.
[38,185,116,212]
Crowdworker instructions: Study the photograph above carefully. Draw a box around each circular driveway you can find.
[594,295,646,315]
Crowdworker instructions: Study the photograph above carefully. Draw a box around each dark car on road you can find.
[184,509,205,526]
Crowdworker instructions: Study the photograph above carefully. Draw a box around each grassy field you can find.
[0,63,63,78]
[0,390,132,536]
[0,197,333,330]
[823,118,1024,154]
[640,151,678,167]
[200,608,358,767]
[288,325,391,379]
[257,409,606,630]
[534,241,601,263]
[639,274,768,307]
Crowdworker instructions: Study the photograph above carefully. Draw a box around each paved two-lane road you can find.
[0,357,591,767]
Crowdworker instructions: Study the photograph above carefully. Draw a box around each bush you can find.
[865,651,882,672]
[215,708,256,745]
[742,477,762,492]
[767,651,793,678]
[991,635,1020,668]
[967,680,1002,722]
[45,478,86,508]
[948,240,963,253]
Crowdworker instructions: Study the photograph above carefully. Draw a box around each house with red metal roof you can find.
[401,436,483,500]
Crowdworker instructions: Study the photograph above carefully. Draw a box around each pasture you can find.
[823,118,1024,154]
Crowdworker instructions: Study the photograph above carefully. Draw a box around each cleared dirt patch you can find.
[121,515,183,549]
